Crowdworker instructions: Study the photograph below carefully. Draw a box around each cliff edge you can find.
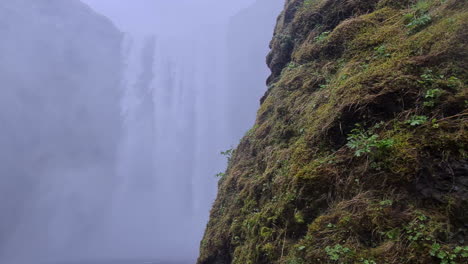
[199,0,467,263]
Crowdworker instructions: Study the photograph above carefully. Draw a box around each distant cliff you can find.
[199,0,467,263]
[0,0,123,260]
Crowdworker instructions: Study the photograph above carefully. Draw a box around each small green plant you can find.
[325,244,351,261]
[403,0,431,29]
[315,31,331,42]
[454,246,468,258]
[340,74,349,81]
[374,44,391,58]
[319,79,330,89]
[419,70,441,86]
[384,228,401,240]
[215,149,234,178]
[430,243,468,264]
[361,259,377,264]
[447,76,461,89]
[404,213,433,242]
[406,115,428,126]
[347,131,378,157]
[294,211,305,224]
[414,0,431,12]
[424,88,443,107]
[361,62,370,70]
[416,70,449,107]
[215,172,225,178]
[379,199,394,207]
[406,14,432,34]
[260,226,273,238]
[431,118,440,128]
[221,148,234,161]
[287,62,299,69]
[303,0,313,7]
[347,124,395,157]
[419,69,457,87]
[297,245,306,251]
[244,125,258,137]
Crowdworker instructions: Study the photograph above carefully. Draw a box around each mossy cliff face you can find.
[198,0,468,263]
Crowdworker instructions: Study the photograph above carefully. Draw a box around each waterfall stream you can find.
[86,24,233,262]
[0,0,282,263]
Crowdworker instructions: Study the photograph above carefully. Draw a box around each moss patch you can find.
[198,1,468,263]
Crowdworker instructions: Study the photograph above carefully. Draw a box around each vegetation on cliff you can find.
[199,0,467,263]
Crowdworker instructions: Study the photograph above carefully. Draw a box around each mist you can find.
[0,0,283,263]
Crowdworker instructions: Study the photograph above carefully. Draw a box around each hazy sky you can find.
[81,0,255,35]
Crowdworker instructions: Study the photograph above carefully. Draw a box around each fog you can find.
[0,0,282,263]
[81,0,255,35]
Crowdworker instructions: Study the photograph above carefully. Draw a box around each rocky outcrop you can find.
[199,0,467,263]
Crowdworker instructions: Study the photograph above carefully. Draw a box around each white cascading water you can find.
[90,23,234,262]
[80,0,282,262]
[0,0,282,263]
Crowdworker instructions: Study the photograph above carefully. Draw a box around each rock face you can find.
[199,0,467,263]
[0,0,122,261]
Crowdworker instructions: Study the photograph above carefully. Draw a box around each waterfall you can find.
[0,0,280,262]
[89,25,231,261]
[78,1,282,261]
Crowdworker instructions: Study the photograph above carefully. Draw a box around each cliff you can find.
[0,0,123,260]
[199,0,467,263]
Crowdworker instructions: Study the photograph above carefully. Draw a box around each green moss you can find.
[198,1,468,263]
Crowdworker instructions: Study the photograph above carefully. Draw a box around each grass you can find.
[198,0,468,263]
